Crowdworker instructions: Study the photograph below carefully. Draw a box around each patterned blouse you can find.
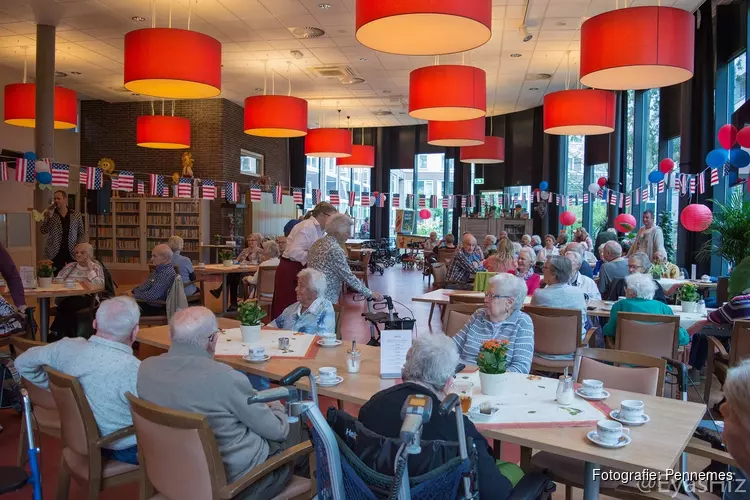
[57,260,105,285]
[269,297,336,335]
[237,246,263,264]
[307,234,372,304]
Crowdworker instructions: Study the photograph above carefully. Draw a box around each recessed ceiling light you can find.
[55,71,67,78]
[132,16,146,22]
[70,71,81,75]
[555,21,567,26]
[382,90,391,94]
[529,87,539,91]
[254,88,263,92]
[510,53,522,58]
[358,57,367,61]
[318,3,331,9]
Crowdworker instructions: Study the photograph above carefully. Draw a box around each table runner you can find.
[214,328,321,360]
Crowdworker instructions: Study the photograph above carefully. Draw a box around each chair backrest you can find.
[716,276,729,306]
[126,393,225,500]
[333,304,342,340]
[730,320,750,365]
[438,248,456,266]
[573,348,667,397]
[449,293,484,304]
[442,304,480,337]
[46,368,100,457]
[10,337,46,357]
[256,265,278,305]
[431,263,447,288]
[148,264,180,276]
[615,312,679,359]
[361,251,371,268]
[523,305,582,355]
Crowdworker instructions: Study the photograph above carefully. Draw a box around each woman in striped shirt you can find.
[452,273,534,373]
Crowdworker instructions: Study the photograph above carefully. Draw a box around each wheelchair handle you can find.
[439,393,460,417]
[247,387,298,405]
[454,363,466,376]
[280,367,311,386]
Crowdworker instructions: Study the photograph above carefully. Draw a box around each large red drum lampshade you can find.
[125,28,222,99]
[136,115,191,149]
[409,65,486,121]
[427,118,484,147]
[543,89,616,135]
[305,129,352,158]
[459,136,505,164]
[355,0,492,56]
[244,95,308,138]
[4,83,77,129]
[337,145,375,168]
[580,7,694,90]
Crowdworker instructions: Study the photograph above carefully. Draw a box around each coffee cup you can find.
[64,280,76,289]
[198,262,206,268]
[248,346,266,359]
[320,335,337,345]
[620,400,644,421]
[596,420,629,445]
[581,379,604,397]
[319,366,337,383]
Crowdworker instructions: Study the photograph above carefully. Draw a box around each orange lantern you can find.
[543,89,616,135]
[4,83,78,129]
[305,129,352,158]
[337,145,375,168]
[427,118,484,147]
[244,95,308,138]
[459,136,505,164]
[124,28,221,99]
[409,65,486,121]
[580,7,694,90]
[136,115,191,149]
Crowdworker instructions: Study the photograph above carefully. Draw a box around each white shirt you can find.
[283,217,324,265]
[570,272,601,301]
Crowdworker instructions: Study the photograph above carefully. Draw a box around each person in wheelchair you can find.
[359,335,523,499]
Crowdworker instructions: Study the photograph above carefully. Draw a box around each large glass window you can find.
[665,136,681,262]
[389,168,414,238]
[591,163,609,238]
[625,90,635,193]
[415,153,450,237]
[730,52,747,112]
[565,135,585,233]
[642,89,661,215]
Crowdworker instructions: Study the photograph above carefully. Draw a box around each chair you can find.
[125,393,313,500]
[428,263,448,324]
[448,293,485,305]
[333,304,342,341]
[0,307,36,410]
[46,368,139,500]
[437,248,456,266]
[255,265,277,307]
[704,319,750,405]
[352,252,371,289]
[136,275,188,327]
[614,312,680,360]
[524,306,596,374]
[442,304,480,337]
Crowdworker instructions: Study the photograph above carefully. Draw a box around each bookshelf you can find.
[88,198,209,270]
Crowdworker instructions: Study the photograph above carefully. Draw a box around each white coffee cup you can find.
[198,262,206,268]
[596,420,629,445]
[581,379,604,397]
[620,400,644,421]
[65,280,76,289]
[319,366,337,382]
[320,335,337,345]
[248,346,266,359]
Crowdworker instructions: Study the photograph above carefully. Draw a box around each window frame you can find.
[239,149,264,177]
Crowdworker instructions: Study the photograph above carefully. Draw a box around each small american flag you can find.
[442,196,449,208]
[617,193,623,208]
[161,184,170,197]
[429,195,438,208]
[609,192,617,206]
[418,195,426,208]
[535,190,540,203]
[360,192,369,206]
[379,193,386,207]
[625,195,631,207]
[150,174,163,196]
[117,171,134,192]
[689,176,696,194]
[293,188,303,204]
[556,194,561,206]
[15,159,35,183]
[583,193,589,204]
[202,180,216,200]
[312,189,322,204]
[489,194,495,206]
[634,188,640,206]
[405,194,413,209]
[79,168,87,185]
[272,184,283,204]
[0,162,8,181]
[459,196,465,208]
[137,181,145,195]
[51,163,70,187]
[698,171,705,194]
[658,181,665,193]
[87,167,103,190]
[392,193,400,207]
[348,190,355,207]
[710,168,719,186]
[172,185,179,197]
[643,186,650,202]
[226,182,239,203]
[329,190,340,205]
[111,176,120,191]
[372,192,379,206]
[178,178,192,198]
[250,182,262,202]
[681,174,689,195]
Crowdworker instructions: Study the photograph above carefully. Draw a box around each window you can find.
[642,89,660,216]
[625,90,635,193]
[591,163,609,237]
[730,52,747,112]
[415,153,450,237]
[665,136,681,262]
[389,168,414,238]
[240,149,264,176]
[565,135,585,234]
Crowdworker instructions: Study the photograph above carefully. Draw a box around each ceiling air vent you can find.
[289,26,325,39]
[307,64,355,79]
[525,73,552,81]
[373,110,392,116]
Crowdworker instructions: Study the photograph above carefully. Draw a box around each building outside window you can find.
[591,163,609,237]
[415,153,450,236]
[240,149,264,176]
[565,135,585,233]
[665,136,681,262]
[642,88,660,216]
[729,52,747,199]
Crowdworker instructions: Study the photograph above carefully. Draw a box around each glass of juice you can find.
[451,381,474,413]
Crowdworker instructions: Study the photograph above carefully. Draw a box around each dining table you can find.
[194,264,258,313]
[136,320,707,500]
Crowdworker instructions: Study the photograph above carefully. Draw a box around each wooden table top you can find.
[195,264,259,275]
[6,282,104,299]
[136,321,705,473]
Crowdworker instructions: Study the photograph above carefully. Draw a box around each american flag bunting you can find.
[681,174,689,195]
[272,184,283,204]
[392,193,400,207]
[535,190,540,203]
[583,193,589,204]
[442,196,449,208]
[428,194,436,208]
[698,171,705,194]
[149,174,163,196]
[250,183,262,202]
[87,167,103,190]
[619,193,624,208]
[312,188,322,204]
[625,195,631,207]
[111,176,120,191]
[635,188,640,205]
[609,191,617,206]
[293,188,304,205]
[348,190,355,207]
[469,195,475,207]
[658,181,665,193]
[226,182,239,203]
[117,170,134,192]
[329,190,340,205]
[690,176,696,194]
[460,196,466,208]
[51,163,70,187]
[418,194,426,208]
[0,162,7,181]
[137,181,145,195]
[405,194,413,209]
[15,159,35,183]
[177,178,192,198]
[642,186,649,202]
[79,169,87,185]
[378,193,386,207]
[161,184,170,197]
[360,192,369,206]
[710,168,719,186]
[202,180,216,200]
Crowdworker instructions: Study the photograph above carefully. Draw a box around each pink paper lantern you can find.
[559,211,577,226]
[680,203,713,232]
[718,124,738,149]
[659,158,675,174]
[614,213,637,233]
[419,209,431,220]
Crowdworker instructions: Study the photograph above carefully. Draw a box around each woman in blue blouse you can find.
[270,268,335,335]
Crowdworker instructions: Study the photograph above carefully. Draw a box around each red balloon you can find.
[659,158,675,174]
[718,124,738,149]
[680,203,713,232]
[419,209,431,220]
[559,211,577,226]
[597,176,608,187]
[738,126,750,148]
[614,213,637,233]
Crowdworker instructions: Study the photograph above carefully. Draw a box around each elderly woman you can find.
[536,234,559,262]
[167,236,196,297]
[652,249,680,279]
[211,233,266,309]
[482,234,498,256]
[564,250,600,301]
[276,236,287,256]
[516,247,541,295]
[721,360,750,475]
[307,213,382,304]
[269,268,335,335]
[484,236,516,273]
[520,234,531,248]
[531,255,588,337]
[359,335,519,498]
[530,235,543,254]
[603,273,688,345]
[453,273,534,372]
[244,240,280,288]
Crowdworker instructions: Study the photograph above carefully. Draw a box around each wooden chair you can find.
[448,293,485,305]
[333,304,342,341]
[437,248,456,266]
[150,264,205,306]
[136,274,190,327]
[126,392,314,500]
[704,319,750,405]
[442,303,481,337]
[352,252,371,289]
[46,368,140,500]
[614,312,680,360]
[427,263,448,324]
[254,265,278,308]
[524,305,596,374]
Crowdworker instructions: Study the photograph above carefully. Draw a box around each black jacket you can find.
[605,276,668,303]
[359,382,513,500]
[580,259,594,279]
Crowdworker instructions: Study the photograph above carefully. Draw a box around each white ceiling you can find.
[0,0,704,128]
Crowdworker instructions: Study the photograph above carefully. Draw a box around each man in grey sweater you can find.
[597,241,629,295]
[137,307,300,499]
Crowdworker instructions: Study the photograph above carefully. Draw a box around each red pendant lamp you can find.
[136,115,191,149]
[409,65,486,121]
[4,83,77,129]
[543,89,616,135]
[244,95,308,138]
[125,28,221,99]
[460,136,504,164]
[580,6,694,90]
[337,145,375,168]
[355,0,492,56]
[427,118,485,146]
[305,129,352,158]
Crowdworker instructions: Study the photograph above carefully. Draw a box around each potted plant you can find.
[36,260,54,288]
[678,283,700,313]
[696,193,750,269]
[237,300,266,343]
[218,249,234,267]
[214,234,223,245]
[477,339,510,396]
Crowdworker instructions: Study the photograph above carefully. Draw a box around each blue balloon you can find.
[36,172,51,184]
[23,151,37,161]
[647,170,664,183]
[539,181,549,191]
[706,148,729,168]
[729,148,750,168]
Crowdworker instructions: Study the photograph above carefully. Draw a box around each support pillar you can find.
[607,91,623,226]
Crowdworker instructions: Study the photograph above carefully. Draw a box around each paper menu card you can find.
[380,329,413,379]
[20,266,35,289]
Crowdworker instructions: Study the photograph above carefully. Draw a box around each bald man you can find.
[127,244,176,316]
[446,233,485,289]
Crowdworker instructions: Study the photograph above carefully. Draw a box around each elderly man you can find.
[168,235,197,297]
[127,244,176,316]
[41,189,85,273]
[605,252,667,303]
[565,251,600,301]
[446,233,485,289]
[563,242,594,279]
[359,335,517,498]
[16,297,141,464]
[597,241,628,294]
[531,255,588,337]
[628,210,664,261]
[138,307,304,498]
[270,268,335,335]
[652,249,680,279]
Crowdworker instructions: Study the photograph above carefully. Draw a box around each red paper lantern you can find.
[136,115,191,149]
[304,129,352,158]
[419,209,431,220]
[737,126,750,148]
[355,0,492,56]
[680,204,713,232]
[244,95,307,138]
[597,177,608,187]
[460,136,505,164]
[4,83,78,129]
[659,158,675,174]
[337,145,375,168]
[543,89,616,135]
[124,28,221,99]
[559,211,577,227]
[409,65,486,121]
[580,7,694,90]
[614,213,637,233]
[718,124,738,149]
[427,118,484,146]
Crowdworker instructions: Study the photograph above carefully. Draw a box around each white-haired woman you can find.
[531,235,543,254]
[244,240,280,288]
[564,250,600,301]
[453,274,534,373]
[482,234,498,257]
[520,234,531,248]
[168,235,197,297]
[721,360,750,474]
[211,232,265,309]
[532,255,588,337]
[269,268,335,335]
[652,248,680,279]
[307,213,382,304]
[516,247,541,295]
[603,272,688,345]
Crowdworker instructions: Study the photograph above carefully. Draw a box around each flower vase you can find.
[479,372,509,397]
[681,301,697,313]
[240,324,261,343]
[38,277,53,288]
[223,260,234,267]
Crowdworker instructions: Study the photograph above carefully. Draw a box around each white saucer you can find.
[575,388,610,401]
[243,354,270,363]
[317,339,342,347]
[610,410,650,426]
[587,430,631,449]
[314,375,344,387]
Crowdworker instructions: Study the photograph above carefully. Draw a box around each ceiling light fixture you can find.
[136,115,191,149]
[245,95,308,137]
[318,3,332,9]
[460,136,505,164]
[132,16,147,22]
[337,144,375,168]
[519,24,532,42]
[510,53,522,58]
[409,65,486,121]
[305,128,352,157]
[544,89,616,135]
[427,118,485,147]
[4,84,78,129]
